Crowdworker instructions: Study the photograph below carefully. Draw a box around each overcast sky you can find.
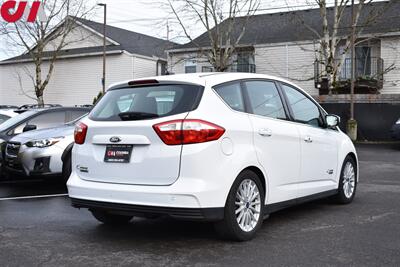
[0,0,371,60]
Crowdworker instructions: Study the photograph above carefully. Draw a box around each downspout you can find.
[156,59,166,76]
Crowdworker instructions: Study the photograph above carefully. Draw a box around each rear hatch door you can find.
[74,82,203,186]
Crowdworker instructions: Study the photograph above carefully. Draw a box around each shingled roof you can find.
[173,0,400,51]
[1,17,176,63]
[75,17,176,58]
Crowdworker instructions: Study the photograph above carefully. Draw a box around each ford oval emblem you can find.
[110,136,121,143]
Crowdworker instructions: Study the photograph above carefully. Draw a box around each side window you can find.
[13,123,26,134]
[245,80,286,119]
[214,82,245,112]
[281,84,322,127]
[27,111,67,130]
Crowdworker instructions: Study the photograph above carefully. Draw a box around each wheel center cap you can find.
[246,202,250,209]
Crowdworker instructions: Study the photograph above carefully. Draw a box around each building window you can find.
[185,60,197,73]
[202,66,214,72]
[234,51,255,73]
[160,63,167,75]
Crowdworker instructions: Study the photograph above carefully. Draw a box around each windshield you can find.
[89,84,203,121]
[66,114,88,125]
[0,110,37,132]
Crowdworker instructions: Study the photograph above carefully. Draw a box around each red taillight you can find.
[128,79,159,86]
[74,122,88,145]
[153,119,225,145]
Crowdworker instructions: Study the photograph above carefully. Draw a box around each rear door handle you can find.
[258,128,272,137]
[304,136,313,143]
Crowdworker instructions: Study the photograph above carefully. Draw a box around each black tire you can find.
[214,170,265,241]
[91,209,133,225]
[334,155,357,204]
[62,153,72,183]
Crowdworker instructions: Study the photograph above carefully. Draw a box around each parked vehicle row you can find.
[67,73,359,241]
[0,107,90,179]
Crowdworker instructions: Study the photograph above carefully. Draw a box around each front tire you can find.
[334,155,357,204]
[91,209,133,225]
[214,170,265,241]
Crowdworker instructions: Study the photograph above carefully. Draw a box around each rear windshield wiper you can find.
[118,112,159,121]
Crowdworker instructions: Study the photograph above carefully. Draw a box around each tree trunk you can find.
[37,95,44,107]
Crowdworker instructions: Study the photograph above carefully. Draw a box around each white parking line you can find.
[0,193,68,201]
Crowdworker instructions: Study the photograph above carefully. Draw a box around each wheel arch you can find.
[239,166,267,199]
[61,142,74,163]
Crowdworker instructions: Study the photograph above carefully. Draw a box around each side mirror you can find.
[325,115,340,128]
[23,124,37,132]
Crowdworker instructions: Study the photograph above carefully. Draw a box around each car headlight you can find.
[397,119,400,125]
[25,137,64,148]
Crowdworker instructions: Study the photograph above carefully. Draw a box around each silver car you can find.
[4,116,86,181]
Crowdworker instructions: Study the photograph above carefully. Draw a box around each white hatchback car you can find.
[68,73,358,241]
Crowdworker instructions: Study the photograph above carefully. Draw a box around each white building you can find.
[0,17,175,106]
[166,1,400,140]
[167,1,400,97]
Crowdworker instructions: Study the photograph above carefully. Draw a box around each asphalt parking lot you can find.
[0,144,399,266]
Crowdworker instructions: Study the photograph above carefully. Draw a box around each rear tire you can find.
[214,170,265,241]
[334,155,357,204]
[91,209,133,225]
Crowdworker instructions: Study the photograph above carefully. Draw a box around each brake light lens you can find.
[153,119,225,145]
[128,79,159,86]
[74,122,88,145]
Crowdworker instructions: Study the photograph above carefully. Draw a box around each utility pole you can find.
[98,3,107,94]
[346,0,358,141]
[167,20,170,41]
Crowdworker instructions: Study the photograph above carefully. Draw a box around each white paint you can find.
[67,73,358,210]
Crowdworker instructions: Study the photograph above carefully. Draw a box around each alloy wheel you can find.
[235,179,262,232]
[343,162,356,198]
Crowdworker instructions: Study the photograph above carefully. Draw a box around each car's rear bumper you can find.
[67,171,227,221]
[70,198,223,221]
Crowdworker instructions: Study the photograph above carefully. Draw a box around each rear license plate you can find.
[104,145,133,163]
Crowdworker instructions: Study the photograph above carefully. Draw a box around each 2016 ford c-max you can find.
[68,73,358,241]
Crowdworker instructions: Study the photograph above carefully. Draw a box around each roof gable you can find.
[75,17,176,58]
[1,16,177,63]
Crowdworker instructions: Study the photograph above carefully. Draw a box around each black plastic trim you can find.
[265,189,338,214]
[62,143,74,162]
[70,198,224,221]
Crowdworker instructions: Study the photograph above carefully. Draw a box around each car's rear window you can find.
[89,84,203,121]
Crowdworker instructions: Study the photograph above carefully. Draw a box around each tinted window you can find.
[214,82,245,112]
[281,84,321,127]
[12,111,66,134]
[29,111,66,129]
[245,81,286,119]
[0,110,37,132]
[90,84,203,121]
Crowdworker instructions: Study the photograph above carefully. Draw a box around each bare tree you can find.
[0,0,94,105]
[296,0,390,93]
[168,0,260,72]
